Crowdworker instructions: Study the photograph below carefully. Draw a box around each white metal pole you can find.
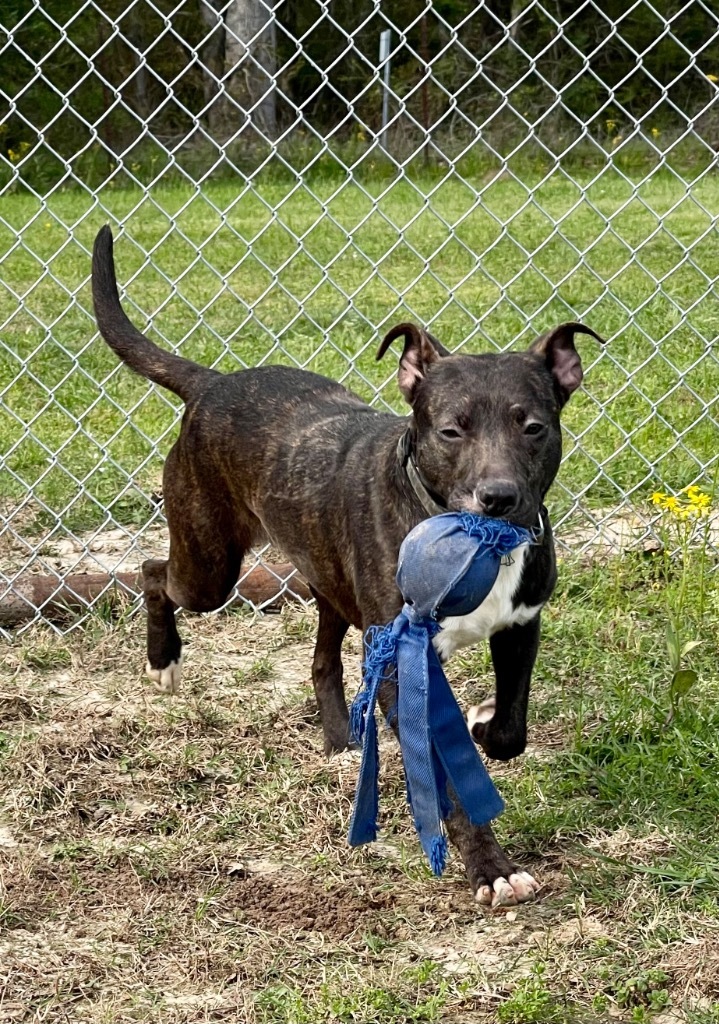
[380,29,391,152]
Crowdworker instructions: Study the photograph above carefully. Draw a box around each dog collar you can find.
[397,428,448,517]
[397,428,546,543]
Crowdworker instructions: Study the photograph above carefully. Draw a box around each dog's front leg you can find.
[445,809,539,907]
[468,616,540,761]
[373,676,537,906]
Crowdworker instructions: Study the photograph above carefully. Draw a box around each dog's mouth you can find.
[450,495,545,540]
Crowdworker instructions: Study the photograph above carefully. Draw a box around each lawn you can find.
[1,544,718,1022]
[1,163,718,537]
[1,160,719,1021]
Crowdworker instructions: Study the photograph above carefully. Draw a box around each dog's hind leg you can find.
[143,558,183,694]
[142,541,244,694]
[310,589,351,755]
[141,459,249,694]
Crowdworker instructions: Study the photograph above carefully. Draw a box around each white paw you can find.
[145,654,182,694]
[467,695,496,734]
[475,871,540,908]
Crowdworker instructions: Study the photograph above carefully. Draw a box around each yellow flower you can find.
[682,485,711,510]
[7,141,30,163]
[651,484,712,519]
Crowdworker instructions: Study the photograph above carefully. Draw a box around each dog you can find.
[92,225,603,908]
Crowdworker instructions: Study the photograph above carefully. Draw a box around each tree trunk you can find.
[125,14,149,120]
[0,563,310,628]
[198,0,226,133]
[222,0,278,141]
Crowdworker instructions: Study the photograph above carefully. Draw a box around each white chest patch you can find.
[432,544,543,664]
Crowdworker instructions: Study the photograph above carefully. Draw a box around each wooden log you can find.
[0,563,310,628]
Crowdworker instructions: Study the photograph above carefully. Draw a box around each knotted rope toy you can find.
[348,512,535,876]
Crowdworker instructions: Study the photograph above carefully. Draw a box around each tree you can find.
[222,0,278,141]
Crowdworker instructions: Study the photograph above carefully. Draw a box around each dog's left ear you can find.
[530,322,604,405]
[376,322,450,403]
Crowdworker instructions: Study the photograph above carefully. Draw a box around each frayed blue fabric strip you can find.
[348,512,520,875]
[429,835,448,877]
[457,513,532,554]
[349,688,371,745]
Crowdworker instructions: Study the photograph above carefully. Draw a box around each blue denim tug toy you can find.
[348,512,533,876]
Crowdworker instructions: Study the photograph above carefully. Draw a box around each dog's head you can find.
[377,321,604,528]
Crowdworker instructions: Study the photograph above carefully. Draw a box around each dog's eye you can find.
[437,427,462,440]
[524,422,545,437]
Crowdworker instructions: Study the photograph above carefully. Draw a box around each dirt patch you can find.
[1,523,169,578]
[558,504,719,556]
[0,692,42,722]
[221,874,396,940]
[662,934,719,1002]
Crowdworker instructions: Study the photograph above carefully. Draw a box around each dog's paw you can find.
[475,871,540,909]
[467,695,495,737]
[145,655,182,694]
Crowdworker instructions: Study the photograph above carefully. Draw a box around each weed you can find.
[615,969,671,1011]
[281,605,317,642]
[649,479,717,724]
[255,979,449,1023]
[22,640,71,670]
[234,656,274,685]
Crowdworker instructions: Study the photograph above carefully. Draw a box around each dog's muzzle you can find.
[397,428,546,545]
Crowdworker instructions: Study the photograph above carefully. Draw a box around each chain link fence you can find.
[2,0,718,633]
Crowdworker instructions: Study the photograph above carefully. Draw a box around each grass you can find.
[1,162,719,537]
[0,548,718,1022]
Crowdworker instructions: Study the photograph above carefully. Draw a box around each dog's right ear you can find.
[376,322,449,403]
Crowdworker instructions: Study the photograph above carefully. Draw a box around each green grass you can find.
[496,550,719,880]
[2,164,718,533]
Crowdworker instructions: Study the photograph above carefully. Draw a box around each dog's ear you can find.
[376,323,449,402]
[530,322,604,405]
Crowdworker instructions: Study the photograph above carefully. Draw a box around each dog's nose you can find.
[477,480,520,517]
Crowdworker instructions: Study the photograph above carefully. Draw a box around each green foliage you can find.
[650,481,716,723]
[2,1,718,187]
[497,964,566,1023]
[614,969,670,1012]
[255,979,449,1023]
[22,641,71,670]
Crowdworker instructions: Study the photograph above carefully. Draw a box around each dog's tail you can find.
[92,226,218,402]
